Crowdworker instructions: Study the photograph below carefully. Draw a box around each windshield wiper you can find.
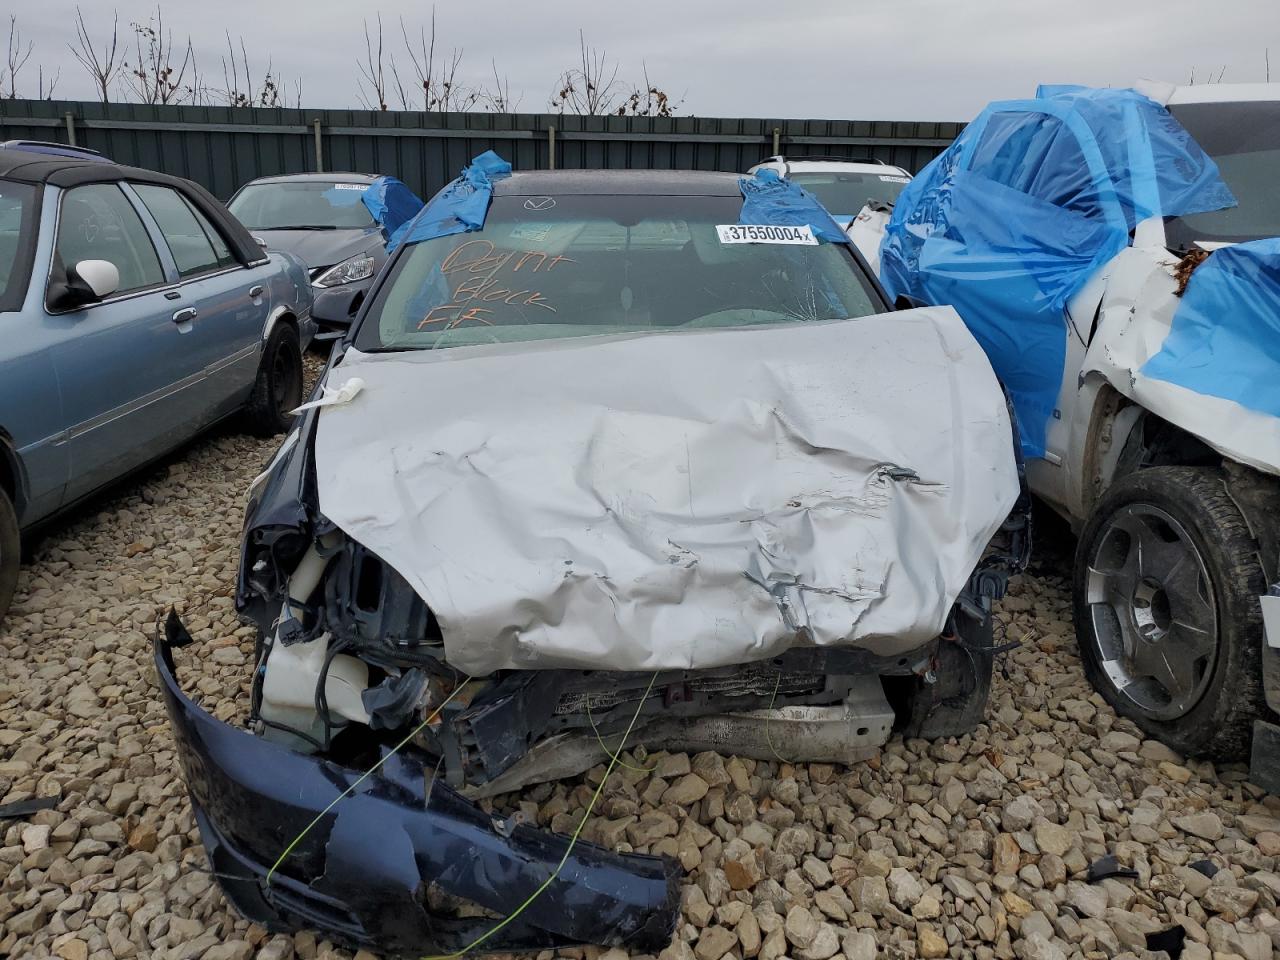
[255,224,341,231]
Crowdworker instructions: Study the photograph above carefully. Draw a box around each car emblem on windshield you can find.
[524,196,556,210]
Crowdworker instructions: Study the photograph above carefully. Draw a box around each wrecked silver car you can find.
[158,158,1029,955]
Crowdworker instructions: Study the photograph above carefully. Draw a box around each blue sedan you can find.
[0,148,315,621]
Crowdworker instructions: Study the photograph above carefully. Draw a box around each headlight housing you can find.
[313,254,376,288]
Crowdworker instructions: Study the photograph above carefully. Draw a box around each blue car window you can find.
[133,184,227,278]
[54,184,165,295]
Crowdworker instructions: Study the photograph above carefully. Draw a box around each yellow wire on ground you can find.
[265,677,472,886]
[764,671,788,765]
[585,694,656,773]
[421,671,661,960]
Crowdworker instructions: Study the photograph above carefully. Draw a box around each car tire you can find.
[1073,466,1265,761]
[898,611,995,739]
[244,322,303,437]
[0,488,20,625]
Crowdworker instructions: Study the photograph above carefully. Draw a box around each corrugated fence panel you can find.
[0,99,960,201]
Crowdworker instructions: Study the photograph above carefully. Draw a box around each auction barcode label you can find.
[716,224,818,245]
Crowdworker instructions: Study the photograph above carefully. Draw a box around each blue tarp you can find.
[739,169,850,244]
[1142,238,1280,417]
[880,85,1235,458]
[361,177,425,248]
[394,150,512,251]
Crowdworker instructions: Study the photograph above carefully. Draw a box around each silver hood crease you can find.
[314,306,1021,676]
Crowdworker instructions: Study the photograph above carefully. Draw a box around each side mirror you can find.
[74,260,120,299]
[48,259,120,311]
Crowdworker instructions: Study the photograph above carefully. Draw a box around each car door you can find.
[48,182,203,503]
[129,183,270,421]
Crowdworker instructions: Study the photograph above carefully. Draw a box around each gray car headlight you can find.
[313,254,376,288]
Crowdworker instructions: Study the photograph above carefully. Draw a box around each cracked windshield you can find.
[355,194,881,350]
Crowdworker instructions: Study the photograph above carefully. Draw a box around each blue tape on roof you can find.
[1142,238,1280,417]
[394,150,512,251]
[880,85,1235,458]
[739,169,850,244]
[360,177,425,249]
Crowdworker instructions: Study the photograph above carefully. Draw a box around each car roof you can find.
[244,172,380,185]
[753,159,910,177]
[1165,82,1280,105]
[491,169,743,197]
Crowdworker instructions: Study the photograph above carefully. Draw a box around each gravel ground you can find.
[3,394,1280,960]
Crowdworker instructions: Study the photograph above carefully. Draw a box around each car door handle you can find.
[248,285,264,298]
[172,307,198,324]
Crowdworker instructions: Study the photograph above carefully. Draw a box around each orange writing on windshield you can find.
[420,239,576,329]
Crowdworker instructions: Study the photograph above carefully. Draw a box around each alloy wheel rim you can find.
[1084,503,1218,722]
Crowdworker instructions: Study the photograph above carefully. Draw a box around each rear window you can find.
[353,194,884,352]
[229,180,375,230]
[0,180,38,312]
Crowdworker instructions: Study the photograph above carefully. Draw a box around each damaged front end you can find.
[157,610,680,956]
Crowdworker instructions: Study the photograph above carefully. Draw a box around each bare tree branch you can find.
[122,7,194,104]
[4,15,34,99]
[356,15,389,110]
[549,31,682,116]
[69,7,122,103]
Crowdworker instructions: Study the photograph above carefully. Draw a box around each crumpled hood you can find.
[313,307,1020,676]
[254,227,383,270]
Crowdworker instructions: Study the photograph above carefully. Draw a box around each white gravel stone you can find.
[2,369,1278,960]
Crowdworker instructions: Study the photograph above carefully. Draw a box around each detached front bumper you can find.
[154,615,680,957]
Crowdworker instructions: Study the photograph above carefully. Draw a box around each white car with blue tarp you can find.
[882,81,1280,792]
[747,156,911,273]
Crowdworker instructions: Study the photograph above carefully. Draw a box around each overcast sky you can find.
[11,0,1278,120]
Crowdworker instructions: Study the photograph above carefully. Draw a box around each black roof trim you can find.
[0,148,263,267]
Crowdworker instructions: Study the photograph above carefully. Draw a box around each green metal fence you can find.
[0,99,960,201]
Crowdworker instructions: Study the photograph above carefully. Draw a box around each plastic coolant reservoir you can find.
[259,545,372,750]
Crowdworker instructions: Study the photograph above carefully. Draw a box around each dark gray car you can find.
[228,173,387,336]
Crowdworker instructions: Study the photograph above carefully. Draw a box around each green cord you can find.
[421,670,660,960]
[265,676,472,887]
[585,694,656,773]
[764,671,788,765]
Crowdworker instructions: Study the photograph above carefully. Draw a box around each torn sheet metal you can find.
[313,306,1020,676]
[739,169,850,244]
[880,85,1235,458]
[1079,246,1280,474]
[359,176,424,249]
[393,150,512,251]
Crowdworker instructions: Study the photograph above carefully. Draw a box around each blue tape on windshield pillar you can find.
[1141,239,1280,418]
[738,169,850,244]
[361,177,425,248]
[392,150,512,251]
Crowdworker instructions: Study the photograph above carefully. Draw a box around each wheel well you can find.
[0,435,20,514]
[1086,385,1219,511]
[265,309,298,342]
[1115,409,1219,475]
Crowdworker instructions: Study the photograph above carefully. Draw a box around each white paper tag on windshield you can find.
[333,183,368,191]
[717,224,818,245]
[879,175,910,183]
